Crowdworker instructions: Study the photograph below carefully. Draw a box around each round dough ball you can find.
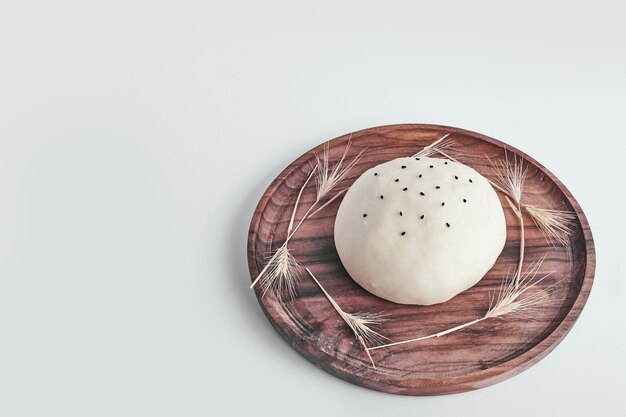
[334,156,506,305]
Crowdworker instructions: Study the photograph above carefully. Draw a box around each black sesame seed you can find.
[441,202,445,206]
[374,173,378,176]
[463,199,467,203]
[435,186,440,189]
[380,195,384,199]
[401,165,407,169]
[363,214,368,217]
[399,211,403,216]
[415,157,420,160]
[455,175,459,180]
[395,179,399,182]
[420,215,424,219]
[469,179,473,183]
[429,165,434,168]
[420,192,425,196]
[446,222,450,227]
[418,174,422,178]
[444,161,448,165]
[401,231,406,236]
[402,187,408,191]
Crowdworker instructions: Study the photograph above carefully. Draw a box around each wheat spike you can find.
[489,151,527,204]
[412,134,453,158]
[256,245,301,299]
[524,204,576,246]
[485,257,556,319]
[313,139,366,201]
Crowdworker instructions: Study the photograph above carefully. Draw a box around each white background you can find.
[1,1,624,416]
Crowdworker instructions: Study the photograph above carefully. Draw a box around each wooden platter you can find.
[247,124,595,395]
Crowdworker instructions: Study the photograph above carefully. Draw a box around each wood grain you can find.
[247,124,595,395]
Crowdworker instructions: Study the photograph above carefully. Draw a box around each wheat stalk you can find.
[486,152,527,288]
[287,166,317,236]
[307,189,347,218]
[306,268,388,368]
[249,167,316,295]
[250,140,365,298]
[368,257,559,352]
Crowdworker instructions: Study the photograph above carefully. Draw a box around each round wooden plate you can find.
[247,124,595,395]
